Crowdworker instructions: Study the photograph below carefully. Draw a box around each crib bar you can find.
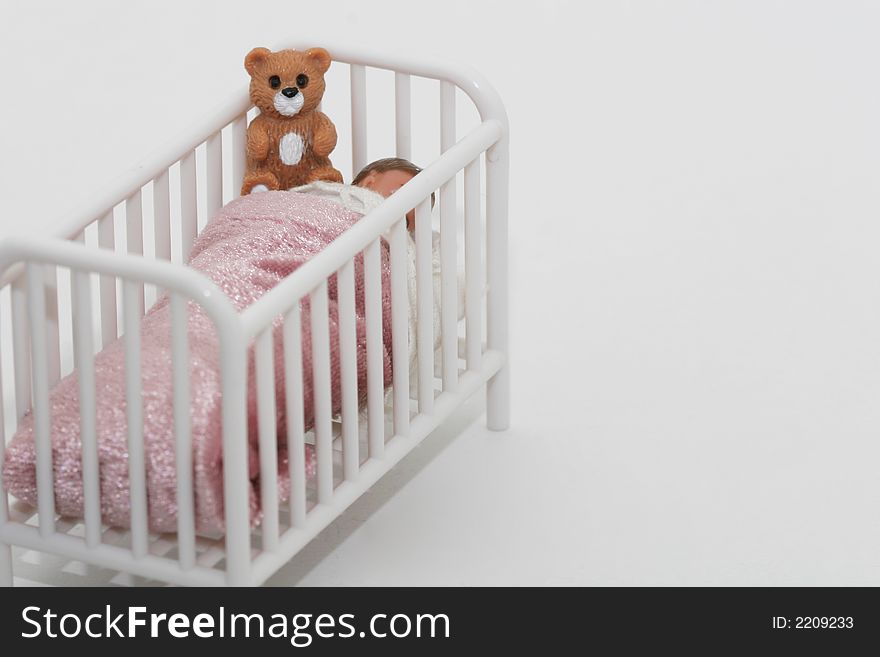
[440,81,458,392]
[0,543,9,585]
[0,531,8,587]
[1,293,8,574]
[414,198,434,414]
[72,270,102,548]
[123,281,148,558]
[350,64,368,176]
[0,344,6,521]
[395,73,412,160]
[180,151,198,263]
[283,303,307,528]
[57,266,74,379]
[231,115,247,200]
[11,276,31,420]
[310,282,333,504]
[439,182,458,391]
[152,170,171,307]
[0,339,6,583]
[364,239,384,458]
[390,219,410,436]
[337,260,359,480]
[97,211,118,346]
[26,263,55,537]
[65,243,82,363]
[0,326,6,583]
[125,191,146,318]
[464,158,482,370]
[43,266,61,388]
[206,133,223,220]
[220,339,251,585]
[170,294,196,570]
[255,329,279,553]
[154,169,172,262]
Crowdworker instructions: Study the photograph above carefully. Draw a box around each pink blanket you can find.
[2,191,393,534]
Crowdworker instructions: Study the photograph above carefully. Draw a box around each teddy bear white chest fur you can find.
[279,132,304,166]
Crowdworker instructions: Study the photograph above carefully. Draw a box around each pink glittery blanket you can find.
[2,191,392,534]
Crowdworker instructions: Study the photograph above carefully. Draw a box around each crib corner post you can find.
[487,366,509,431]
[0,541,12,586]
[486,131,510,432]
[218,319,253,586]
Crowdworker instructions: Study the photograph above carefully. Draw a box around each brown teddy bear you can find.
[241,47,344,195]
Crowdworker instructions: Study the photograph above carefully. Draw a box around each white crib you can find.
[0,44,508,586]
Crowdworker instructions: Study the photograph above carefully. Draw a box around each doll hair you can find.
[352,157,436,207]
[352,157,423,185]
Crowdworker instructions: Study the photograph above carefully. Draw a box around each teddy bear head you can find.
[245,47,332,119]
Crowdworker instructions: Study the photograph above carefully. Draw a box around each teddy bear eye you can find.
[296,74,309,88]
[269,75,281,89]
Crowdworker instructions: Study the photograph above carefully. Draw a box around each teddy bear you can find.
[241,47,344,195]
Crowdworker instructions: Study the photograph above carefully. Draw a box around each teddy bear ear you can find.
[305,47,332,74]
[245,47,272,74]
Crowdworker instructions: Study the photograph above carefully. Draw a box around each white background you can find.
[3,0,880,585]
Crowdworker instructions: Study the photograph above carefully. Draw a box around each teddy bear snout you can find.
[282,87,299,98]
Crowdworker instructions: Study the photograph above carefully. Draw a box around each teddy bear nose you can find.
[282,87,299,98]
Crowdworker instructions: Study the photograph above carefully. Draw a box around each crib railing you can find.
[0,241,245,586]
[0,45,508,586]
[238,117,505,585]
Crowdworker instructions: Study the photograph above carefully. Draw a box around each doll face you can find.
[357,169,418,229]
